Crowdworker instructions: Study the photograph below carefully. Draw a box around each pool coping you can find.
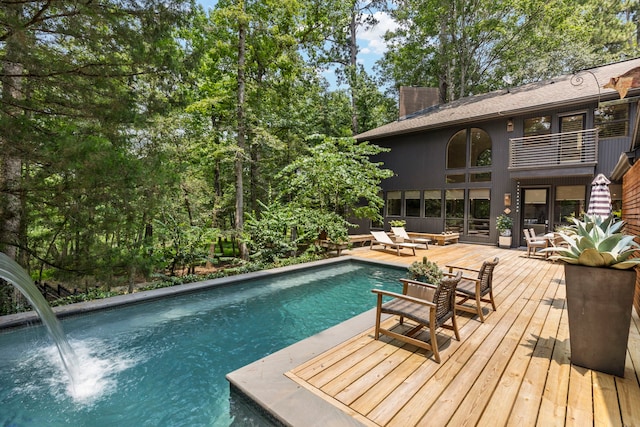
[226,307,379,427]
[0,255,406,329]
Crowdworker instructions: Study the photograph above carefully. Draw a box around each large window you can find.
[405,191,421,217]
[468,189,491,236]
[554,185,585,226]
[595,104,628,138]
[386,191,401,216]
[445,189,464,232]
[424,190,442,217]
[446,128,492,183]
[524,116,552,137]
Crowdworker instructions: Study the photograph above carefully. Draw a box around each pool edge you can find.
[226,309,377,427]
[0,256,405,330]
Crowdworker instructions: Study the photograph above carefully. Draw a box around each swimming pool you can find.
[0,259,405,426]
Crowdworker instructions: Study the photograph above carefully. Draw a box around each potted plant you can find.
[545,214,640,377]
[496,214,513,248]
[408,256,443,284]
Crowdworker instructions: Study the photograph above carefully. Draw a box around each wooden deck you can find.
[285,244,640,426]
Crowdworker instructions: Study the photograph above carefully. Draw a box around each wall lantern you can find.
[506,118,514,132]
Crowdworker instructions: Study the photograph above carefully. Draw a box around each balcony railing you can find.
[509,128,598,169]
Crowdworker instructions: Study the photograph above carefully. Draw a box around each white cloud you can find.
[358,11,397,56]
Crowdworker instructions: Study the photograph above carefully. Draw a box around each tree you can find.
[380,0,639,102]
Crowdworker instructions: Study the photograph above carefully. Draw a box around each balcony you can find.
[509,128,598,178]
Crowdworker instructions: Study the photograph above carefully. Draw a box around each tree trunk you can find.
[235,2,249,260]
[349,10,359,135]
[0,3,25,261]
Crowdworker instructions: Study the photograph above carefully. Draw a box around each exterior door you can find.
[522,188,549,241]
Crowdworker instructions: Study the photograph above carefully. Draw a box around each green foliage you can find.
[496,214,513,235]
[408,256,443,284]
[546,215,640,269]
[389,220,407,227]
[277,135,393,222]
[245,199,350,264]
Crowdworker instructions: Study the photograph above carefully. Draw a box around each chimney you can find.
[399,87,439,119]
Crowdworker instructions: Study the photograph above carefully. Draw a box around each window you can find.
[610,184,622,217]
[468,189,490,236]
[405,191,421,217]
[386,191,401,216]
[524,116,552,137]
[470,129,492,167]
[447,130,467,169]
[595,104,628,138]
[424,190,442,217]
[445,189,464,232]
[447,128,492,170]
[554,185,585,225]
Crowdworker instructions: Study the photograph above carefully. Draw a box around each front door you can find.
[522,188,549,242]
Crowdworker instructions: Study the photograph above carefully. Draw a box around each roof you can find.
[356,57,640,141]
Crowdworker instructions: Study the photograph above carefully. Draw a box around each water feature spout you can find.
[0,253,79,385]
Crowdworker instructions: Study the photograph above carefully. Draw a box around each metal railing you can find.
[509,128,598,169]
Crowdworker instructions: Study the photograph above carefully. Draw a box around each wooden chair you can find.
[445,257,499,322]
[370,230,420,256]
[372,272,462,363]
[523,229,548,258]
[390,226,430,249]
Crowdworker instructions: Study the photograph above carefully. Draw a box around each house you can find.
[356,57,640,250]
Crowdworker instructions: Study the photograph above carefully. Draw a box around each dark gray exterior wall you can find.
[361,98,636,248]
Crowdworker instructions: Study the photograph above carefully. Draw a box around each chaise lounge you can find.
[370,230,420,256]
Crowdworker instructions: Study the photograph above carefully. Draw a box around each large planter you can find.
[498,235,512,248]
[564,264,636,377]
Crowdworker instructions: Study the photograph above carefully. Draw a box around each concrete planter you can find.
[564,264,636,377]
[498,236,512,248]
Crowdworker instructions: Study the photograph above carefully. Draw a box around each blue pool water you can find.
[0,260,404,426]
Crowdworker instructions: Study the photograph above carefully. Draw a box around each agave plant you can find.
[546,215,640,269]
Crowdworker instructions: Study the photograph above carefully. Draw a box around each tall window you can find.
[445,189,464,232]
[424,190,442,217]
[595,104,628,138]
[446,128,492,183]
[554,185,585,225]
[405,191,421,217]
[468,189,490,236]
[386,191,401,216]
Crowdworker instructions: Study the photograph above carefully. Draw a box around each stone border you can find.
[226,308,378,426]
[0,255,405,329]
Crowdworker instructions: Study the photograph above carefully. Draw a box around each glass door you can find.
[522,188,549,241]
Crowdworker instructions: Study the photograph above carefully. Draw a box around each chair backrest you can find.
[477,257,499,293]
[433,271,462,323]
[529,228,537,239]
[371,230,394,244]
[391,226,410,240]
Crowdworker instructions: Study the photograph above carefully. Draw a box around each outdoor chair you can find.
[445,257,499,323]
[524,229,548,258]
[391,226,430,249]
[370,230,420,256]
[372,271,462,363]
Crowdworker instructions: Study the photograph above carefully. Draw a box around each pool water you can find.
[0,261,404,426]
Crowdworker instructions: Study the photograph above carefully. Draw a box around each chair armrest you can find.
[442,272,478,283]
[445,264,480,274]
[371,289,436,307]
[399,278,437,290]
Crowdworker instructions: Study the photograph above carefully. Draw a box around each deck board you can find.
[286,244,640,426]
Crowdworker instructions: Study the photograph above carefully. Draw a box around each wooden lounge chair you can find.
[391,226,430,249]
[523,229,548,258]
[372,272,462,363]
[370,230,420,256]
[445,257,499,322]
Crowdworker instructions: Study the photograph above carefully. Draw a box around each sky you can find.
[196,1,397,89]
